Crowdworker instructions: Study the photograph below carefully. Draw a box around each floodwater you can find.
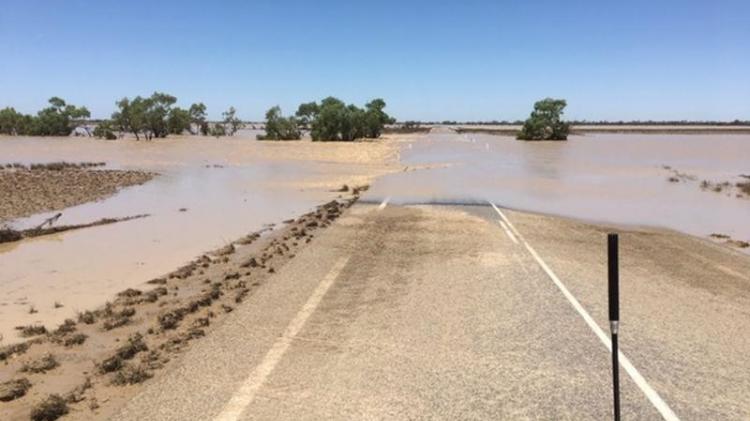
[1,131,748,342]
[369,131,750,247]
[0,134,394,342]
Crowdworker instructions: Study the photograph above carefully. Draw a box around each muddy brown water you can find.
[1,132,748,343]
[0,134,388,343]
[370,131,750,248]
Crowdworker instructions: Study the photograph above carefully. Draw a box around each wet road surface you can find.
[113,201,750,420]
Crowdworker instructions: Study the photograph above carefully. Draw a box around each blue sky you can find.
[1,0,748,121]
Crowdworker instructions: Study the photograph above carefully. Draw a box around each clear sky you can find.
[1,0,748,121]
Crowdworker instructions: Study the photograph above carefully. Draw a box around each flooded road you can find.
[0,134,398,342]
[1,131,748,342]
[369,131,750,247]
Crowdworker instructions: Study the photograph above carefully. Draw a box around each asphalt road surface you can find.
[113,201,750,420]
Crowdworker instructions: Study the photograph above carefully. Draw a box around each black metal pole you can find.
[608,233,621,421]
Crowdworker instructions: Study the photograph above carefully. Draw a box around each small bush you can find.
[78,310,96,324]
[16,324,47,337]
[21,354,59,374]
[63,333,88,347]
[99,333,148,373]
[0,378,31,402]
[111,364,152,385]
[0,342,30,361]
[30,394,69,421]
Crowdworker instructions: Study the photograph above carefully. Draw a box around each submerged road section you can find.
[114,203,750,420]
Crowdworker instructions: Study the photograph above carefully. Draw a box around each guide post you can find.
[608,233,621,421]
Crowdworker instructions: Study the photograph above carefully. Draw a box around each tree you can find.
[0,107,33,135]
[221,106,244,136]
[111,92,192,140]
[112,97,148,140]
[189,103,208,135]
[27,97,90,136]
[258,106,301,140]
[364,98,395,138]
[167,107,191,134]
[143,92,177,139]
[309,97,393,141]
[517,98,569,141]
[295,101,319,129]
[310,97,346,141]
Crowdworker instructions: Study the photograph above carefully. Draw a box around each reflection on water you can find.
[370,132,750,247]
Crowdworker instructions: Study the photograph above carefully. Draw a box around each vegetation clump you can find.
[0,378,32,402]
[0,97,89,136]
[99,333,148,373]
[0,342,30,361]
[257,106,300,140]
[21,353,59,374]
[15,324,48,337]
[111,363,152,385]
[258,97,394,141]
[517,98,570,141]
[30,394,69,421]
[309,97,394,141]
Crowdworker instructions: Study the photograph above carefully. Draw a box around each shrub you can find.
[16,324,47,337]
[93,120,118,139]
[0,378,32,402]
[21,354,59,374]
[111,363,152,385]
[30,394,69,421]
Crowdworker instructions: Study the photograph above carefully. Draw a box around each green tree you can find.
[112,97,148,140]
[29,97,90,136]
[111,92,191,140]
[258,106,301,140]
[295,101,319,129]
[364,98,394,138]
[310,97,347,141]
[0,107,33,135]
[222,106,244,136]
[517,98,569,141]
[167,107,191,134]
[189,103,208,135]
[143,92,177,139]
[309,97,393,141]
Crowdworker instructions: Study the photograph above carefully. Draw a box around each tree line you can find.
[259,97,395,141]
[96,93,244,140]
[0,97,90,136]
[0,93,245,140]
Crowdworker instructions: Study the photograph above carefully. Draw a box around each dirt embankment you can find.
[0,187,366,420]
[0,163,156,222]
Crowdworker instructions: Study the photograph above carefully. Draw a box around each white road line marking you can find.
[214,257,350,421]
[378,196,391,211]
[498,220,519,244]
[490,202,521,238]
[488,202,680,421]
